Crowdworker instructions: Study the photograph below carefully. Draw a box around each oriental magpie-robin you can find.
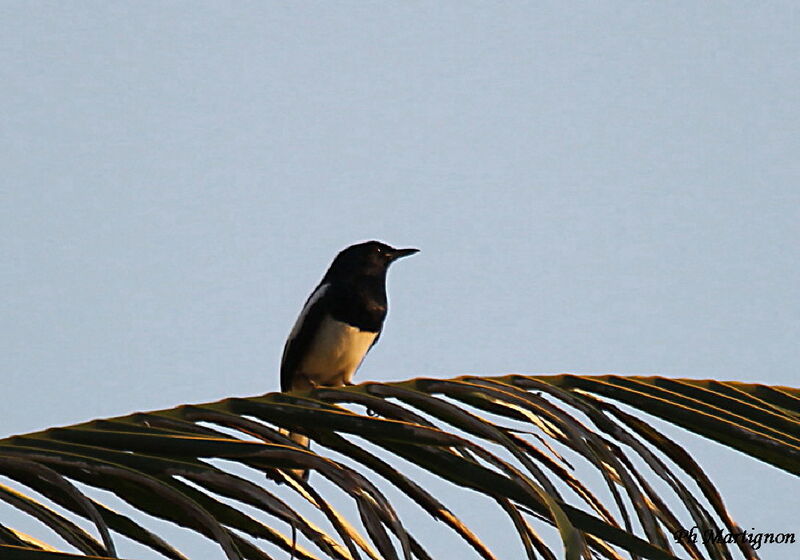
[279,240,417,478]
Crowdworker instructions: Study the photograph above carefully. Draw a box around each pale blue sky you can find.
[2,2,799,559]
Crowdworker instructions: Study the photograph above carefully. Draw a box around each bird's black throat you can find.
[327,276,388,332]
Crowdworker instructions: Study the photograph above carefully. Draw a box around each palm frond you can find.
[1,374,796,560]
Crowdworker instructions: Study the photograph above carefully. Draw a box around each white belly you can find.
[299,316,377,386]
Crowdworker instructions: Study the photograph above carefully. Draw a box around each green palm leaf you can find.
[1,374,796,560]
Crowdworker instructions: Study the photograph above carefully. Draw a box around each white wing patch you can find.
[293,283,330,337]
[282,282,330,365]
[300,317,377,386]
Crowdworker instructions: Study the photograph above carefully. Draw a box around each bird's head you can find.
[326,241,418,279]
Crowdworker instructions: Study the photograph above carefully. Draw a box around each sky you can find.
[1,2,799,559]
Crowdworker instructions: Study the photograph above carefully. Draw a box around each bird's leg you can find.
[299,374,319,391]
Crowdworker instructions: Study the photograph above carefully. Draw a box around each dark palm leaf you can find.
[1,374,797,560]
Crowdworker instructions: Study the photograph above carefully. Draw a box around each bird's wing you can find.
[280,282,330,392]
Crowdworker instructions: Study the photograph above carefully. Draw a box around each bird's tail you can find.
[279,428,310,481]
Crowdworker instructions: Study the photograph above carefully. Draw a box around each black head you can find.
[324,241,418,280]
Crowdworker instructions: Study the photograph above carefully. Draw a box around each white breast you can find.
[300,316,377,386]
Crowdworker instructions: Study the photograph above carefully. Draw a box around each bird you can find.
[279,240,418,479]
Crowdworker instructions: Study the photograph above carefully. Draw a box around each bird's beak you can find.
[390,247,419,260]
